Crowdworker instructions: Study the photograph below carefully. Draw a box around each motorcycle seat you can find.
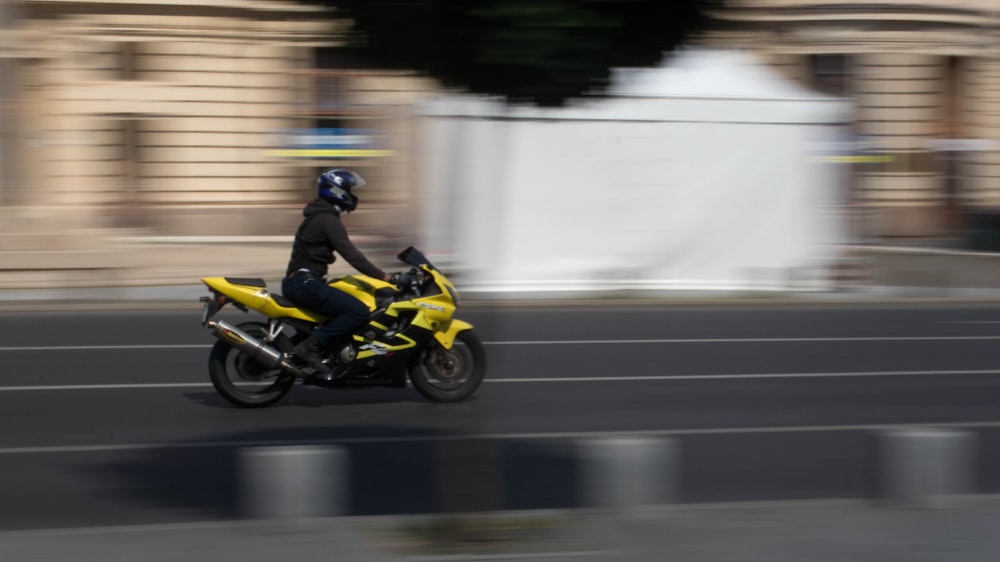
[224,277,266,287]
[223,277,296,308]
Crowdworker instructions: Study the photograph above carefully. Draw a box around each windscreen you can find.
[397,246,437,270]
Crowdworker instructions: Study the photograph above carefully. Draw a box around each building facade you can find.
[705,0,1000,241]
[2,1,999,244]
[0,0,433,241]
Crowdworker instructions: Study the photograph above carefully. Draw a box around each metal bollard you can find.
[579,436,679,514]
[238,445,350,520]
[878,428,976,508]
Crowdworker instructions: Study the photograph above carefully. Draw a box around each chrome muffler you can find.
[207,319,307,378]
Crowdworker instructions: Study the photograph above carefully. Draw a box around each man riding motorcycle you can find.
[282,168,399,381]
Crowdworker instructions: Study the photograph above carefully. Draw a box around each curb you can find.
[3,285,1000,312]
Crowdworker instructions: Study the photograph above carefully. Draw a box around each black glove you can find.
[387,272,407,287]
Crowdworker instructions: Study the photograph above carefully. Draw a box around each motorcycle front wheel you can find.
[409,330,486,403]
[208,321,296,408]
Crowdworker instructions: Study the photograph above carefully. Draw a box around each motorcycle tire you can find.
[409,330,486,403]
[208,321,296,408]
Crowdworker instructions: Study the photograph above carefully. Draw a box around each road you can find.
[2,302,1000,531]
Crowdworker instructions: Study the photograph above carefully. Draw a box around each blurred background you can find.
[5,3,1000,559]
[0,0,999,294]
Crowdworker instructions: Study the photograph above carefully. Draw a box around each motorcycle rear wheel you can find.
[409,330,486,403]
[208,321,295,408]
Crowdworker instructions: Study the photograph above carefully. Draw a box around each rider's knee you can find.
[346,300,369,323]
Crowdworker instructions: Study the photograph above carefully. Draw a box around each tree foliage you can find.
[322,0,723,106]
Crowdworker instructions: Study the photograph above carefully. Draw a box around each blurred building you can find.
[705,0,1000,242]
[3,1,1000,247]
[0,0,432,242]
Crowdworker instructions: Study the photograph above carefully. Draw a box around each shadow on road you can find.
[42,427,1000,530]
[181,386,427,410]
[95,426,582,521]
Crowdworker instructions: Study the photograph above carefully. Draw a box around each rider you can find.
[282,168,396,381]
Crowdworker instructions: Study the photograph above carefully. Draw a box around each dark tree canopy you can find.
[320,0,723,106]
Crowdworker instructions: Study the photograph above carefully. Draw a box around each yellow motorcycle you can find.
[199,247,485,407]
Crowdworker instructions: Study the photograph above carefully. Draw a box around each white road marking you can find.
[0,344,210,351]
[0,383,212,391]
[2,368,1000,392]
[3,334,1000,352]
[488,369,1000,382]
[488,336,1000,345]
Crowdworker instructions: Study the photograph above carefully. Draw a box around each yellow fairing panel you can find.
[354,330,419,360]
[201,277,324,322]
[434,319,474,349]
[328,275,395,310]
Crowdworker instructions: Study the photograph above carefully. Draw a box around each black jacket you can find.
[285,199,386,279]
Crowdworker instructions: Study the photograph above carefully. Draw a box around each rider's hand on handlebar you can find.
[387,272,408,288]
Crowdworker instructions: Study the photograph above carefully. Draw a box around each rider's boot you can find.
[293,336,334,381]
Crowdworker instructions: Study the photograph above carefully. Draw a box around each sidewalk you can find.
[5,237,1000,305]
[5,499,1000,561]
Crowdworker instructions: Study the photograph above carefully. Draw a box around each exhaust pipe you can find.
[208,320,307,378]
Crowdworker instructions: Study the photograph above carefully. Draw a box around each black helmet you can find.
[317,168,366,212]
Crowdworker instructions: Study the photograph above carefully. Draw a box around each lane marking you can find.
[3,368,1000,392]
[489,369,1000,382]
[0,383,211,391]
[4,419,1000,454]
[0,345,210,351]
[4,334,1000,352]
[487,336,1000,345]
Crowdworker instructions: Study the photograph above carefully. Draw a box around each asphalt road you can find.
[2,302,1000,531]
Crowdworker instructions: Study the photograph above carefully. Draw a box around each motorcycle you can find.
[199,246,486,407]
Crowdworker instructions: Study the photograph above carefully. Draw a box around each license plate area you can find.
[200,291,226,325]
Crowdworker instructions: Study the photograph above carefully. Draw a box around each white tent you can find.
[417,49,853,296]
